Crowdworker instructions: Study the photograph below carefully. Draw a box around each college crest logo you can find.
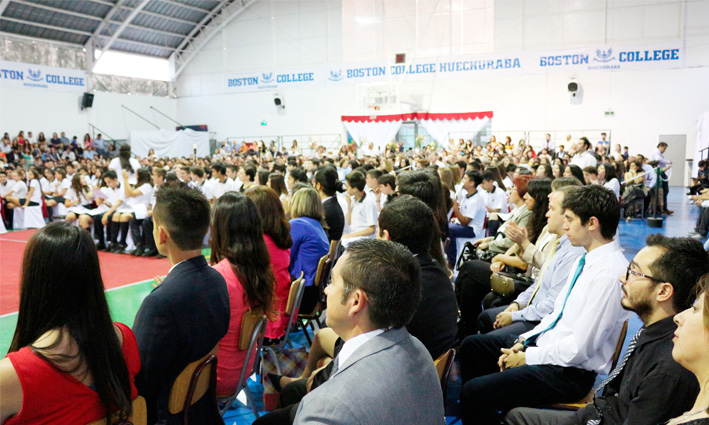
[593,48,615,63]
[261,72,274,83]
[27,68,42,82]
[328,69,343,81]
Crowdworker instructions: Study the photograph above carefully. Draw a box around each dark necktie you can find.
[595,327,644,394]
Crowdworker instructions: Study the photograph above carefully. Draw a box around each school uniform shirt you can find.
[480,186,509,213]
[570,151,597,169]
[603,178,621,200]
[39,177,51,194]
[0,180,15,197]
[65,187,93,214]
[126,183,153,219]
[108,157,141,187]
[27,180,43,204]
[102,185,128,213]
[455,190,486,238]
[520,241,630,375]
[12,181,28,199]
[189,180,213,202]
[342,192,378,246]
[55,179,71,196]
[211,178,237,200]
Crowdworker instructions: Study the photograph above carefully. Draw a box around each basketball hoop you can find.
[367,104,380,120]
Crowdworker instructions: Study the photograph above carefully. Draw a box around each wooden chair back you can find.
[239,309,264,351]
[168,345,218,417]
[285,272,305,316]
[87,396,147,425]
[434,348,456,405]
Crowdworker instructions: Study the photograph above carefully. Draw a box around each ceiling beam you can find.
[120,7,199,26]
[0,17,93,36]
[96,35,179,52]
[10,0,103,21]
[172,0,257,80]
[86,0,115,7]
[93,0,151,66]
[0,0,13,16]
[156,0,211,14]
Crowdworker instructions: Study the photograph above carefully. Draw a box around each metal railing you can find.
[527,129,613,152]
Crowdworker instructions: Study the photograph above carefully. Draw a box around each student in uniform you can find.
[111,168,152,254]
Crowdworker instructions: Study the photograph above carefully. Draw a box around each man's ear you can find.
[656,281,674,304]
[348,288,368,316]
[378,228,391,241]
[158,225,170,246]
[586,216,600,233]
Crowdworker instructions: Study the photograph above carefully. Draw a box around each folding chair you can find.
[217,310,268,418]
[547,320,629,411]
[262,272,305,375]
[168,345,223,425]
[298,255,332,345]
[434,348,456,407]
[86,396,147,425]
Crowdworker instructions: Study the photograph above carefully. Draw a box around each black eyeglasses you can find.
[625,265,663,283]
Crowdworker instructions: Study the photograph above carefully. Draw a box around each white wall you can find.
[0,88,178,142]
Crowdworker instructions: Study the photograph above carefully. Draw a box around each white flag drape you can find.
[342,119,403,152]
[418,116,491,145]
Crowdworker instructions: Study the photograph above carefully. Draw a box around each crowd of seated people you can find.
[2,128,709,425]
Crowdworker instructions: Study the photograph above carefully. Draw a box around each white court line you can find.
[0,278,159,319]
[0,238,29,243]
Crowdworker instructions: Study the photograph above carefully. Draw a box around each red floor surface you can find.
[0,229,171,316]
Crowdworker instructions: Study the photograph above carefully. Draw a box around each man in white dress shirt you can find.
[570,137,597,169]
[650,142,673,214]
[459,185,629,425]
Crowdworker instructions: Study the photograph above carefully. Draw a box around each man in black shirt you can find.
[505,235,709,425]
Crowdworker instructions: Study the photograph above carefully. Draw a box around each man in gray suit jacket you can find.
[293,239,444,425]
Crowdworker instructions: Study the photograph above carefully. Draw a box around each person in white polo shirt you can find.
[341,171,378,247]
[446,170,486,267]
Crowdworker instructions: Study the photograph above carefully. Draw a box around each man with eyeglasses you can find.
[505,234,708,425]
[459,185,630,424]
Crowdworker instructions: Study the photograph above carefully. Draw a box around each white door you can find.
[658,134,686,187]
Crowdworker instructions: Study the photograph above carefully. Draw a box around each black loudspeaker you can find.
[82,92,94,108]
[567,81,578,93]
[274,97,282,106]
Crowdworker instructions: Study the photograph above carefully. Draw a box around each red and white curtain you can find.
[341,111,493,151]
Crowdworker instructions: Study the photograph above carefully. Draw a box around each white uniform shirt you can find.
[12,181,28,199]
[570,151,597,169]
[212,178,237,199]
[28,180,43,203]
[481,186,508,213]
[521,241,630,374]
[456,190,486,238]
[342,192,378,246]
[0,180,15,197]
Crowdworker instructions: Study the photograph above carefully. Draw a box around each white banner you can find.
[224,65,325,94]
[129,129,210,158]
[222,41,684,94]
[0,60,87,92]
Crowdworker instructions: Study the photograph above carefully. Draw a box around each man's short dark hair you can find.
[379,195,434,256]
[580,137,591,149]
[153,185,211,251]
[190,166,204,178]
[345,170,366,191]
[366,169,383,180]
[226,164,238,174]
[465,170,483,187]
[482,170,494,182]
[646,234,709,312]
[103,170,117,180]
[211,162,226,175]
[505,164,517,173]
[583,166,597,175]
[657,142,668,148]
[456,160,467,170]
[397,169,443,212]
[562,185,619,240]
[377,174,396,190]
[290,168,308,184]
[340,239,421,329]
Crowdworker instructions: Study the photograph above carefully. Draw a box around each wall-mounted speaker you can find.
[81,92,94,109]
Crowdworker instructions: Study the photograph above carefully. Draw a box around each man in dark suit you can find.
[294,239,443,425]
[504,235,707,425]
[133,185,230,425]
[378,194,458,359]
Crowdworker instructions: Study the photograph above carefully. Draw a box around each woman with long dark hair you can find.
[108,144,140,188]
[267,172,289,211]
[563,164,585,184]
[244,186,293,342]
[0,222,139,424]
[599,163,620,200]
[64,174,94,226]
[210,193,275,395]
[312,165,345,241]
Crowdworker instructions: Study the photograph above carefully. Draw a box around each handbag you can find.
[261,346,308,411]
[455,241,478,270]
[490,271,535,297]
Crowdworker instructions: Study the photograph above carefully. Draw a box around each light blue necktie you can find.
[525,254,586,347]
